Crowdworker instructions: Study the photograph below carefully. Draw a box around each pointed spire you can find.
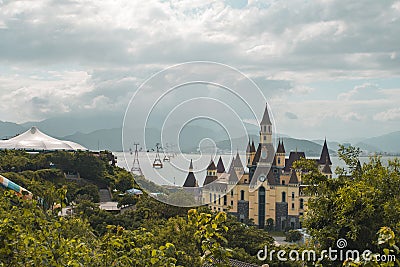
[246,140,251,153]
[207,159,216,170]
[189,159,193,172]
[217,156,225,173]
[233,151,243,169]
[319,138,332,165]
[183,159,197,187]
[251,140,256,152]
[277,138,286,154]
[261,103,272,125]
[228,163,239,184]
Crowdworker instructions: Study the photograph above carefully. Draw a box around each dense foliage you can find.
[293,145,400,266]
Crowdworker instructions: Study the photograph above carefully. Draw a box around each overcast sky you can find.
[0,0,399,141]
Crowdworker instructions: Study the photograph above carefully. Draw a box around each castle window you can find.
[263,136,266,141]
[292,192,295,200]
[214,194,216,204]
[218,195,221,205]
[300,198,304,209]
[282,192,286,203]
[240,190,245,201]
[263,126,266,132]
[278,158,281,164]
[291,203,295,210]
[268,125,271,133]
[209,193,212,202]
[231,190,234,197]
[230,200,233,206]
[223,195,227,206]
[282,180,285,185]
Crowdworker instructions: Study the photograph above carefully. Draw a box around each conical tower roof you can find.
[217,156,225,173]
[319,139,332,165]
[246,140,251,153]
[183,159,197,187]
[207,159,216,170]
[277,139,285,154]
[261,103,272,125]
[228,164,239,183]
[250,140,256,153]
[233,151,243,169]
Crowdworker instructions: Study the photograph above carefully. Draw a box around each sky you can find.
[0,0,399,141]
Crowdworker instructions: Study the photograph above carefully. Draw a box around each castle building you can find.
[196,104,333,231]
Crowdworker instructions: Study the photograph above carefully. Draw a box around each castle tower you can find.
[183,159,198,187]
[276,139,286,168]
[250,140,256,165]
[260,103,272,144]
[233,151,244,177]
[246,140,252,167]
[318,138,332,171]
[216,156,225,175]
[204,159,217,186]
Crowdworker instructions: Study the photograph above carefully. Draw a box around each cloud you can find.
[337,83,381,101]
[285,112,298,120]
[374,108,400,121]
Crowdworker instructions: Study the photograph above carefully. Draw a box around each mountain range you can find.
[1,116,399,155]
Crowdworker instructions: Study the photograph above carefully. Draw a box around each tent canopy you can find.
[0,126,87,151]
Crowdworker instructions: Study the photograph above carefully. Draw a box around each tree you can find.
[293,146,400,266]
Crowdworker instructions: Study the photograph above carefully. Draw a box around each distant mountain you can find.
[0,121,26,139]
[355,131,400,154]
[63,128,123,151]
[21,113,124,137]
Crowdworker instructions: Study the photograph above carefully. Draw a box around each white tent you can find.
[0,126,87,151]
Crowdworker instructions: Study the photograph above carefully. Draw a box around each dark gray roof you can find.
[261,103,272,125]
[217,156,225,173]
[183,172,197,187]
[203,175,217,186]
[289,170,299,184]
[252,143,261,165]
[322,160,332,174]
[233,151,243,169]
[284,151,306,172]
[228,164,239,183]
[319,139,332,165]
[189,159,194,170]
[207,160,217,170]
[250,140,256,153]
[277,139,285,153]
[246,140,251,153]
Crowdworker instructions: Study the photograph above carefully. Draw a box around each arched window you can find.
[282,192,286,203]
[223,195,227,206]
[214,194,216,204]
[300,198,304,209]
[218,195,221,205]
[209,193,212,202]
[240,190,245,201]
